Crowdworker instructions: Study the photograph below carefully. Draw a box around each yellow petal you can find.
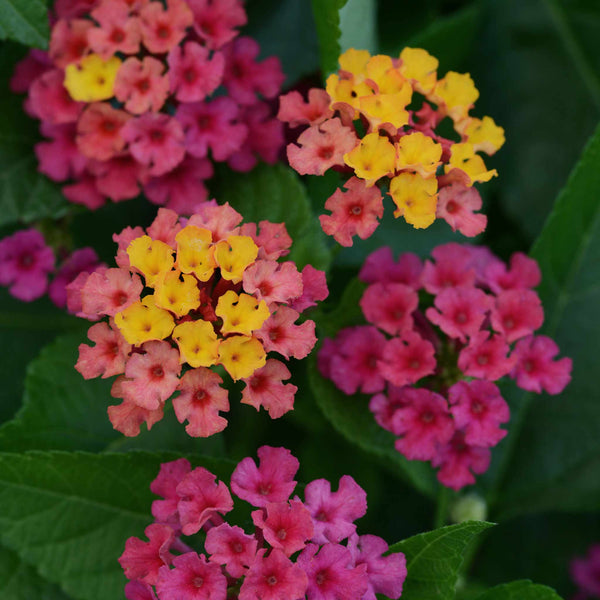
[172,320,219,368]
[218,335,266,381]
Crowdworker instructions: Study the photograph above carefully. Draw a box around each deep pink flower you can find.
[278,89,334,127]
[485,251,542,293]
[298,543,369,600]
[449,380,509,447]
[10,48,51,93]
[426,286,492,342]
[241,359,297,419]
[53,0,98,19]
[511,335,572,394]
[243,260,303,307]
[168,41,224,102]
[172,367,229,437]
[205,523,257,578]
[176,97,248,161]
[88,0,141,58]
[89,154,147,202]
[150,457,192,527]
[115,57,170,114]
[76,102,130,161]
[119,523,175,585]
[122,113,186,176]
[120,340,181,410]
[62,173,106,210]
[176,467,234,535]
[156,552,227,600]
[436,182,487,237]
[107,394,164,436]
[390,387,454,461]
[432,430,491,491]
[421,243,476,294]
[303,475,367,544]
[378,331,437,387]
[360,282,418,335]
[28,68,83,124]
[0,229,54,301]
[289,264,330,313]
[252,500,314,556]
[239,548,308,600]
[139,0,193,54]
[187,0,247,49]
[457,331,516,381]
[320,177,384,247]
[76,321,131,379]
[80,267,143,317]
[144,156,213,214]
[125,580,157,600]
[231,445,299,508]
[359,247,423,289]
[221,36,284,105]
[490,289,544,343]
[36,122,86,181]
[347,534,407,600]
[571,545,600,598]
[48,18,92,68]
[256,306,317,360]
[287,118,358,176]
[369,385,409,433]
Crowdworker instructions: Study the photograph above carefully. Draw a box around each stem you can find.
[433,485,449,529]
[543,0,600,110]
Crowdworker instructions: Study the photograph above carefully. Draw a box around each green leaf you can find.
[0,544,72,600]
[310,0,348,76]
[490,123,600,516]
[0,0,49,49]
[0,43,71,227]
[475,580,563,600]
[389,521,495,600]
[0,331,227,455]
[0,451,235,600]
[212,163,331,271]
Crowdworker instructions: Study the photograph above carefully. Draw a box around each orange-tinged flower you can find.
[460,116,505,155]
[434,72,479,121]
[172,320,220,368]
[218,335,266,380]
[396,132,442,177]
[154,270,200,317]
[389,172,438,229]
[338,48,371,77]
[216,290,270,336]
[214,235,258,283]
[365,55,406,95]
[399,47,438,94]
[114,294,175,345]
[127,235,174,287]
[175,225,216,281]
[344,132,396,186]
[359,89,412,132]
[446,143,498,184]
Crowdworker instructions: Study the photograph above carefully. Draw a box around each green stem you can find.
[543,0,600,110]
[434,485,449,529]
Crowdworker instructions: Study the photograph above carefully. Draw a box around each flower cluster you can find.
[0,227,103,307]
[73,203,328,437]
[119,445,407,600]
[279,47,504,246]
[318,243,572,490]
[571,544,600,600]
[11,0,284,213]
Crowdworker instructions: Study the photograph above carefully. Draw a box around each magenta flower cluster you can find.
[318,243,572,490]
[571,544,600,600]
[10,0,285,214]
[0,227,103,306]
[119,446,407,600]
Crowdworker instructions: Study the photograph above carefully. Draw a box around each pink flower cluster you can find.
[119,446,407,600]
[318,243,572,490]
[0,227,103,307]
[72,203,328,438]
[571,544,600,600]
[11,0,285,213]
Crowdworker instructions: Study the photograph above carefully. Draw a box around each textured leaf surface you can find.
[214,163,331,271]
[390,521,494,600]
[310,0,348,76]
[490,123,600,516]
[0,451,235,600]
[0,0,49,48]
[0,43,71,226]
[476,580,563,600]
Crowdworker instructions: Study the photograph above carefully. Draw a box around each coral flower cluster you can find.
[73,203,328,437]
[279,47,505,246]
[11,0,284,213]
[318,243,572,490]
[119,446,407,600]
[0,227,103,306]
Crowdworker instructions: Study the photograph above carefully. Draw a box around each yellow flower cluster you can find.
[326,48,504,229]
[114,226,270,380]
